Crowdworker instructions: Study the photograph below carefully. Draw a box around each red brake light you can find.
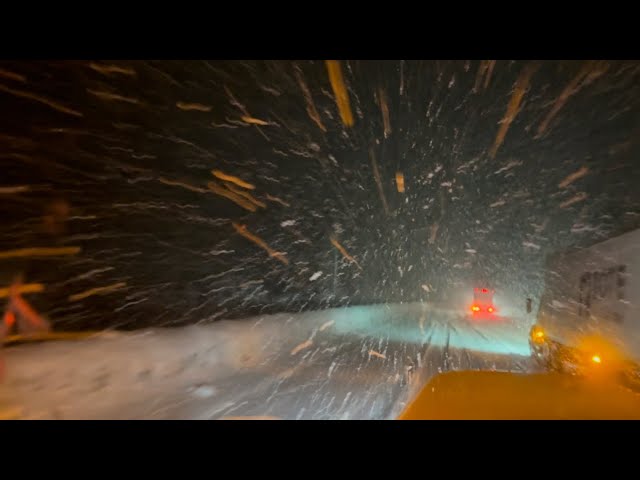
[487,306,494,313]
[471,305,481,312]
[481,288,488,293]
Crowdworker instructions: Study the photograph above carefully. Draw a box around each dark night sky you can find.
[0,60,638,330]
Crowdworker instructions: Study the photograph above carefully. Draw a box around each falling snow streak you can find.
[294,66,326,132]
[378,87,392,138]
[224,183,266,209]
[241,116,270,126]
[319,320,334,331]
[0,83,83,117]
[207,181,258,212]
[0,283,44,298]
[473,60,496,93]
[536,61,609,138]
[224,86,270,139]
[159,177,207,194]
[429,223,439,244]
[558,166,590,189]
[176,102,212,112]
[325,60,354,127]
[330,236,362,271]
[87,89,140,105]
[88,63,136,77]
[68,282,127,302]
[291,339,313,355]
[396,172,405,193]
[484,60,496,89]
[370,148,390,216]
[368,350,386,359]
[232,223,289,265]
[489,63,538,159]
[559,192,588,209]
[473,61,488,92]
[266,194,290,207]
[0,69,26,83]
[211,170,255,190]
[0,185,30,194]
[0,247,81,260]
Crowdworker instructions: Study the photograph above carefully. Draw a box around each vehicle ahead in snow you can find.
[529,227,640,384]
[469,288,496,316]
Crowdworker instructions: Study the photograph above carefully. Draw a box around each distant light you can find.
[471,305,481,312]
[591,355,602,364]
[4,311,15,328]
[531,327,545,344]
[487,307,494,313]
[481,288,488,293]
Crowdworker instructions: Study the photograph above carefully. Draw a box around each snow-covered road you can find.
[0,302,533,419]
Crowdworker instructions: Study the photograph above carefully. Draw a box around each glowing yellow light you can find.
[471,305,480,312]
[531,327,545,344]
[591,355,602,364]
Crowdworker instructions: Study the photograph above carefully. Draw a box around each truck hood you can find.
[398,370,640,420]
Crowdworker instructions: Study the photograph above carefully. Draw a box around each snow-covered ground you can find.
[0,302,533,419]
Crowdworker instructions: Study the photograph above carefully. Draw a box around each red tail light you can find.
[487,306,494,313]
[471,305,481,312]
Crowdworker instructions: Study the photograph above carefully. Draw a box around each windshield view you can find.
[1,60,639,420]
